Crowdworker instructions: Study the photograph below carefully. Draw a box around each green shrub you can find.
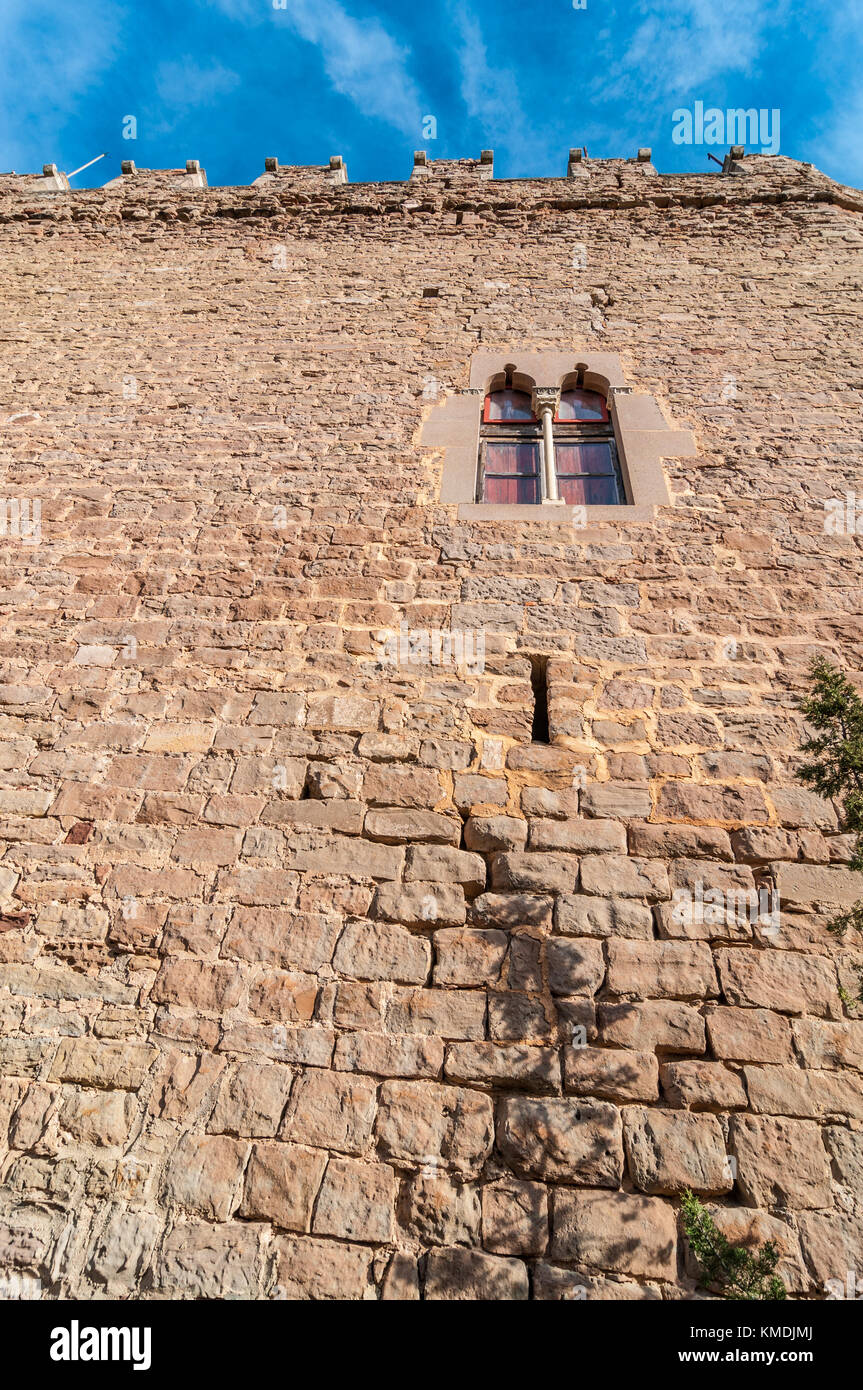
[681,1191,786,1300]
[796,656,863,1005]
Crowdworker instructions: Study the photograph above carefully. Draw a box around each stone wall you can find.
[0,150,862,1300]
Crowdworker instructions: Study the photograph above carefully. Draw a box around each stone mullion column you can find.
[532,387,563,504]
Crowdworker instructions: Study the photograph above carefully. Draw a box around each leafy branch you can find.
[681,1191,786,1301]
[796,657,863,1004]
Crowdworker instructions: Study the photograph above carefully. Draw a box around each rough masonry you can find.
[0,147,862,1299]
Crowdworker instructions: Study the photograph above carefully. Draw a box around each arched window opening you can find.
[553,385,624,506]
[483,388,535,423]
[556,387,609,423]
[478,377,626,506]
[479,387,541,503]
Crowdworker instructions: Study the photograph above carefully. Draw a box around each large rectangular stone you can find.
[729,1115,832,1209]
[776,862,863,908]
[706,1006,794,1063]
[312,1156,397,1243]
[597,1001,706,1054]
[623,1108,732,1195]
[551,1190,677,1279]
[580,855,669,900]
[528,819,626,854]
[490,853,578,895]
[497,1096,622,1185]
[282,1070,376,1155]
[555,895,653,939]
[606,940,717,999]
[444,1042,559,1093]
[375,1080,493,1176]
[715,948,839,1017]
[238,1141,327,1230]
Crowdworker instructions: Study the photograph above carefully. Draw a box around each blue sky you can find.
[0,0,861,189]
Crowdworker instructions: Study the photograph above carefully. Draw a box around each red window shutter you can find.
[482,440,540,503]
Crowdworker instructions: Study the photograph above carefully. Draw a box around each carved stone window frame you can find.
[421,351,697,521]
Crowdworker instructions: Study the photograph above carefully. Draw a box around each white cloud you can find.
[597,0,790,100]
[445,4,535,165]
[799,0,863,189]
[804,86,863,190]
[275,0,423,135]
[0,0,122,171]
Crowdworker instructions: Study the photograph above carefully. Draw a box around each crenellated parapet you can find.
[251,155,348,191]
[410,150,494,183]
[0,149,859,224]
[101,159,208,190]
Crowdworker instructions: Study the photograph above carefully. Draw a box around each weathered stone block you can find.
[444,1041,559,1093]
[660,1061,747,1110]
[497,1096,622,1184]
[433,927,507,986]
[490,852,578,895]
[792,1016,863,1071]
[555,895,653,939]
[705,1005,794,1063]
[716,948,839,1017]
[453,774,508,809]
[387,986,486,1040]
[551,1190,677,1279]
[375,1080,493,1176]
[623,1108,732,1195]
[366,809,461,845]
[59,1088,132,1147]
[208,1062,294,1137]
[333,1031,444,1079]
[470,892,553,929]
[606,940,717,999]
[528,818,626,854]
[654,783,768,825]
[88,1208,162,1286]
[313,1156,397,1243]
[162,1134,249,1220]
[248,969,318,1023]
[160,1222,260,1299]
[564,1046,659,1102]
[776,862,863,908]
[629,823,733,861]
[334,919,431,983]
[273,1235,373,1299]
[364,765,441,808]
[374,881,466,926]
[580,854,669,900]
[282,1070,376,1155]
[729,1115,832,1209]
[464,816,528,852]
[424,1248,528,1300]
[797,1211,863,1290]
[824,1126,863,1188]
[404,1173,480,1246]
[238,1141,327,1230]
[597,1000,706,1054]
[580,784,652,819]
[744,1064,863,1120]
[49,1038,158,1089]
[482,1179,548,1257]
[545,937,605,996]
[405,845,485,890]
[381,1251,420,1300]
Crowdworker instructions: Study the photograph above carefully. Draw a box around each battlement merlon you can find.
[0,150,860,219]
[101,159,208,190]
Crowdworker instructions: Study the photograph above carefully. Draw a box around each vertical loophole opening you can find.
[529,655,550,744]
